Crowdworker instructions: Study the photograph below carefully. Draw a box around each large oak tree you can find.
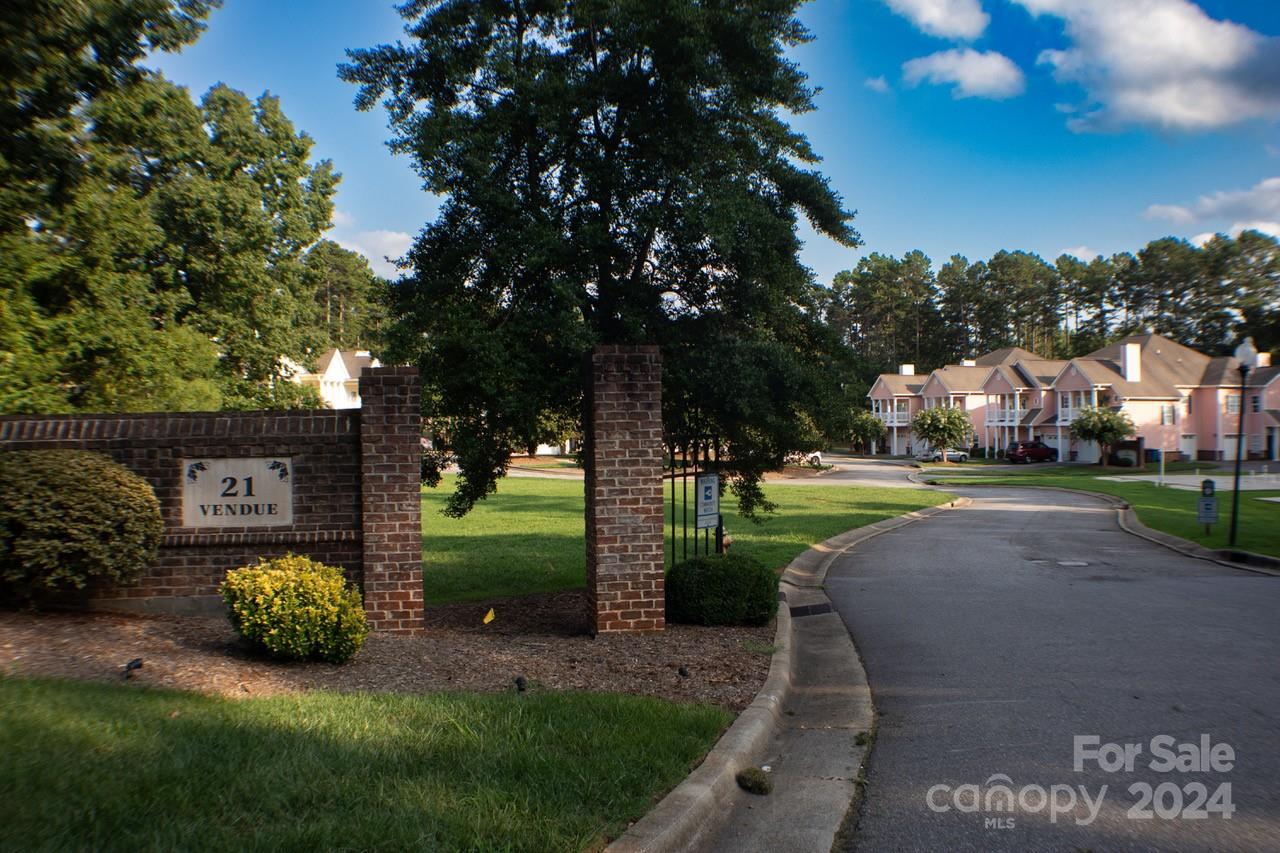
[342,0,859,515]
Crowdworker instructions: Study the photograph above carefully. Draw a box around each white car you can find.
[917,448,969,463]
[785,450,824,467]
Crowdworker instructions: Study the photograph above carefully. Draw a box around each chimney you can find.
[899,364,915,376]
[1121,342,1141,383]
[961,358,977,367]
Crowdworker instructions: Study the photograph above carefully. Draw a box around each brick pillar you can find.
[584,345,665,633]
[358,366,423,633]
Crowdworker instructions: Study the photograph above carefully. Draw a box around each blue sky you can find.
[152,1,1280,281]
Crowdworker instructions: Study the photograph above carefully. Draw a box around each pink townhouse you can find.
[980,357,1066,453]
[916,362,992,452]
[868,365,923,455]
[865,334,1277,462]
[1204,360,1280,462]
[1243,366,1280,461]
[1048,333,1275,463]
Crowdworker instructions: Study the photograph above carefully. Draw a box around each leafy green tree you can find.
[910,406,972,463]
[1069,407,1135,467]
[983,250,1062,357]
[0,0,219,234]
[1,67,337,413]
[937,254,987,361]
[0,2,226,413]
[1218,230,1280,356]
[848,409,887,454]
[303,240,389,352]
[172,85,338,404]
[343,0,858,516]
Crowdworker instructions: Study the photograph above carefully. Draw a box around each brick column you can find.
[358,366,423,633]
[584,345,665,633]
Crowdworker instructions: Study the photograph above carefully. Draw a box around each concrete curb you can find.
[926,480,1280,578]
[606,605,793,853]
[606,496,971,852]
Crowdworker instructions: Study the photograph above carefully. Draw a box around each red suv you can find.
[1006,440,1058,463]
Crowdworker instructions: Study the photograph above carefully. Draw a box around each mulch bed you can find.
[0,591,773,712]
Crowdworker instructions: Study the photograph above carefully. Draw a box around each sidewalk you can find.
[607,499,970,852]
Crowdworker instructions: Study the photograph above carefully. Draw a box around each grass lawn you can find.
[0,677,730,853]
[928,465,1280,558]
[422,476,954,604]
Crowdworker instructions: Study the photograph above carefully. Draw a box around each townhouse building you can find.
[867,333,1278,463]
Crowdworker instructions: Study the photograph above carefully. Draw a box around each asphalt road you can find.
[827,486,1280,852]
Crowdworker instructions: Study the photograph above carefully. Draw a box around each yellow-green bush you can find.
[0,449,163,602]
[220,554,369,663]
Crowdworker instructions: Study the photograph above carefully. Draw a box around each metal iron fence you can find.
[665,436,724,568]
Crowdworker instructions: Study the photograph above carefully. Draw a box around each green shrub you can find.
[0,449,163,602]
[220,554,369,663]
[666,553,778,626]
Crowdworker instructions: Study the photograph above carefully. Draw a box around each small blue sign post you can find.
[695,473,719,530]
[1198,479,1218,535]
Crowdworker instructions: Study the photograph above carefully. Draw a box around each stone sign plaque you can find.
[182,458,293,527]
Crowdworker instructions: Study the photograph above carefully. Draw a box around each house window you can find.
[1252,395,1262,414]
[1160,404,1175,425]
[1226,394,1241,415]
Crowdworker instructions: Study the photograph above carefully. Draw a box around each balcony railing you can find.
[876,413,911,426]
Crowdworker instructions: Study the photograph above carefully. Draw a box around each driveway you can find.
[767,454,926,489]
[828,486,1280,852]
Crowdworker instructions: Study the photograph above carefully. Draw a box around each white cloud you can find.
[1143,204,1195,224]
[333,230,414,278]
[1151,176,1280,224]
[331,209,356,227]
[1226,221,1280,239]
[884,0,989,40]
[865,76,891,93]
[1193,177,1280,222]
[1192,222,1280,245]
[902,49,1025,100]
[1149,178,1280,244]
[1060,245,1098,259]
[1013,0,1280,132]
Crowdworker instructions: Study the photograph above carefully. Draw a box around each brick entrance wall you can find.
[583,345,665,633]
[358,367,424,632]
[0,368,422,633]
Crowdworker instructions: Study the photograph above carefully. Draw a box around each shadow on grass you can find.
[0,678,728,853]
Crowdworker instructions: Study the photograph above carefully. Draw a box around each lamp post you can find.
[1229,338,1258,548]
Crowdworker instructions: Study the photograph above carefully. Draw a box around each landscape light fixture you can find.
[1229,338,1257,548]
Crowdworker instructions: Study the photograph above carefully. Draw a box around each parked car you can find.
[916,448,969,463]
[1006,440,1058,463]
[786,450,824,467]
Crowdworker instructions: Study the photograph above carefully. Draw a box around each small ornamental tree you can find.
[1070,407,1135,467]
[910,407,972,463]
[849,410,888,454]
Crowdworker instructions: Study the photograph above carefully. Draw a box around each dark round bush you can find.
[0,449,163,601]
[666,553,779,626]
